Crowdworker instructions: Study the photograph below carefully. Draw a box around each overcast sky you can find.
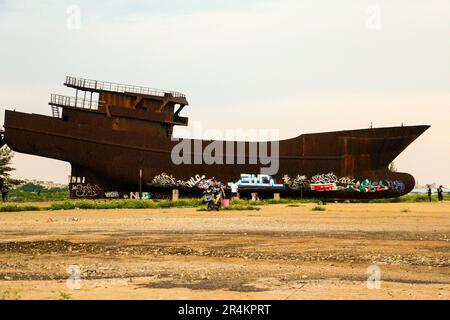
[0,0,449,186]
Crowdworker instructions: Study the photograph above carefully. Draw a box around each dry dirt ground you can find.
[0,202,449,300]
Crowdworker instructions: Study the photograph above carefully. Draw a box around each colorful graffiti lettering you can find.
[146,172,405,194]
[196,179,210,190]
[386,180,405,193]
[308,172,339,191]
[150,173,209,189]
[121,192,153,199]
[127,192,150,199]
[290,174,403,194]
[346,179,388,193]
[236,174,284,189]
[310,183,337,192]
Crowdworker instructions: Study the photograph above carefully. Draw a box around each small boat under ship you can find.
[1,76,429,200]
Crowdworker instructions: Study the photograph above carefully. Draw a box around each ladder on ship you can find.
[51,105,61,118]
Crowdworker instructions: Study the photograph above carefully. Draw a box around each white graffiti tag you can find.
[311,173,338,184]
[338,177,355,184]
[73,184,101,197]
[150,173,209,189]
[283,175,310,190]
[185,174,207,188]
[151,173,187,188]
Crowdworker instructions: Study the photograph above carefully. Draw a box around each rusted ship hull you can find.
[3,109,429,200]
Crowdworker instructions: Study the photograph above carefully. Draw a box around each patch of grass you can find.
[50,200,150,210]
[230,198,254,206]
[47,198,263,212]
[203,197,315,209]
[172,199,204,208]
[0,192,440,213]
[408,195,431,202]
[286,204,300,207]
[260,198,317,205]
[0,204,41,212]
[264,198,293,205]
[58,292,72,300]
[312,205,326,212]
[48,199,204,211]
[401,208,411,213]
[0,289,22,300]
[8,189,69,203]
[369,194,434,203]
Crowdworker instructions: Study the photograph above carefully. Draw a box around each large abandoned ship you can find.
[1,76,429,199]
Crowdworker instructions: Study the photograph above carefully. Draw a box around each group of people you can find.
[209,179,446,205]
[427,185,445,202]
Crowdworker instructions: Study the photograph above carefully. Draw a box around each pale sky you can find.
[0,0,449,186]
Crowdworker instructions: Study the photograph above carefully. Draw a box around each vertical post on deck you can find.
[139,169,143,199]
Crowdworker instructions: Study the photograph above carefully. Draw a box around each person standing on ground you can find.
[427,186,432,202]
[1,185,9,202]
[230,182,238,199]
[437,185,444,202]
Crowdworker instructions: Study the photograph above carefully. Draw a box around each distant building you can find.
[19,179,68,190]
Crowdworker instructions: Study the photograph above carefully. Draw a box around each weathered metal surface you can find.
[2,77,430,200]
[0,130,5,149]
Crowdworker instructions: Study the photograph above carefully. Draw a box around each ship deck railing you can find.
[65,76,186,98]
[49,94,105,111]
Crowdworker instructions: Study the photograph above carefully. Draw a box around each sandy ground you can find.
[0,202,449,300]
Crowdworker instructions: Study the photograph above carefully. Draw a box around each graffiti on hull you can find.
[386,180,405,193]
[311,173,338,184]
[70,171,406,199]
[282,172,405,194]
[149,173,209,189]
[345,179,388,193]
[68,172,406,199]
[71,183,102,198]
[310,183,338,192]
[283,175,310,190]
[147,171,406,194]
[235,174,284,189]
[105,191,119,198]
